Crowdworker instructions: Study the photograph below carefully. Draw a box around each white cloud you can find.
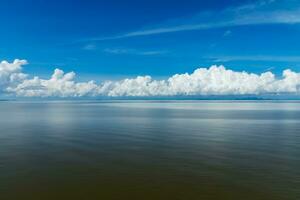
[82,0,300,41]
[1,59,300,97]
[104,48,167,56]
[223,30,232,37]
[83,44,97,50]
[210,55,300,62]
[8,68,98,97]
[0,59,28,93]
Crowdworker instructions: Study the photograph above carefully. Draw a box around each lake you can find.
[0,101,299,199]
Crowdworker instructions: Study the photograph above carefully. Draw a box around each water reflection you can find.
[0,101,299,199]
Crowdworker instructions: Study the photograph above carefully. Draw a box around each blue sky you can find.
[1,0,300,81]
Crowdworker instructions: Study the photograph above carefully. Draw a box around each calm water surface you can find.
[0,101,299,199]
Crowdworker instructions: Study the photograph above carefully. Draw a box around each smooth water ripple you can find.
[0,101,299,199]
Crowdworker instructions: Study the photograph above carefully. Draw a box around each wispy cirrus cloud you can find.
[83,44,97,50]
[82,0,300,42]
[223,30,232,37]
[210,55,300,62]
[103,48,167,56]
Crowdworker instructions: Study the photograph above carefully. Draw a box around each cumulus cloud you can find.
[0,59,28,93]
[1,59,300,97]
[8,68,98,97]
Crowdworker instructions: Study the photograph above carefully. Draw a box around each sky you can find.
[1,0,300,97]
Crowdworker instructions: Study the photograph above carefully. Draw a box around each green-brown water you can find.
[0,101,299,199]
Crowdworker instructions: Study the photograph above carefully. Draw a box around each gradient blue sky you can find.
[1,0,300,81]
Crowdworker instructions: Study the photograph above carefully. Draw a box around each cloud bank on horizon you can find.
[1,59,300,98]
